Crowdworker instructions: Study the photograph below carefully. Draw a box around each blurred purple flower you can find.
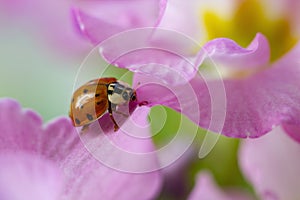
[174,125,300,199]
[239,125,300,199]
[188,172,254,200]
[0,98,162,200]
[186,125,300,200]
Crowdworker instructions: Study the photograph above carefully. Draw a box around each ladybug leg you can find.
[108,102,119,132]
[80,124,90,133]
[111,104,129,117]
[115,111,128,117]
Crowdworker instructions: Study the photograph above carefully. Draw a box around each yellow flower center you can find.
[202,0,297,62]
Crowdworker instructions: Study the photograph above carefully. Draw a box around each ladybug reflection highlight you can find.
[69,77,137,132]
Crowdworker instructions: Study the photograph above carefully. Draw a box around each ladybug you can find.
[69,77,136,132]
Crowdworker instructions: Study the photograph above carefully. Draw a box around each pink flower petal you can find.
[156,0,206,42]
[72,0,167,44]
[80,106,162,173]
[239,126,300,200]
[99,28,202,85]
[99,31,268,87]
[282,123,300,143]
[134,40,300,138]
[0,98,43,152]
[217,48,300,138]
[45,117,162,200]
[202,33,270,69]
[133,72,226,137]
[0,98,162,200]
[0,152,63,200]
[210,41,300,138]
[188,171,253,200]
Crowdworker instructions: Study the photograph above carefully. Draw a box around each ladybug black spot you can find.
[96,101,101,105]
[86,114,93,121]
[75,118,81,125]
[95,93,100,97]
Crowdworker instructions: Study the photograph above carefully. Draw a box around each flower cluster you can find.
[1,0,300,199]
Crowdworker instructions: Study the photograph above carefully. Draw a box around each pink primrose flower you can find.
[69,1,300,199]
[73,25,300,141]
[239,125,300,199]
[73,1,300,141]
[0,99,254,200]
[0,98,162,200]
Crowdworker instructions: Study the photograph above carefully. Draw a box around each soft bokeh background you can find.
[0,14,78,121]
